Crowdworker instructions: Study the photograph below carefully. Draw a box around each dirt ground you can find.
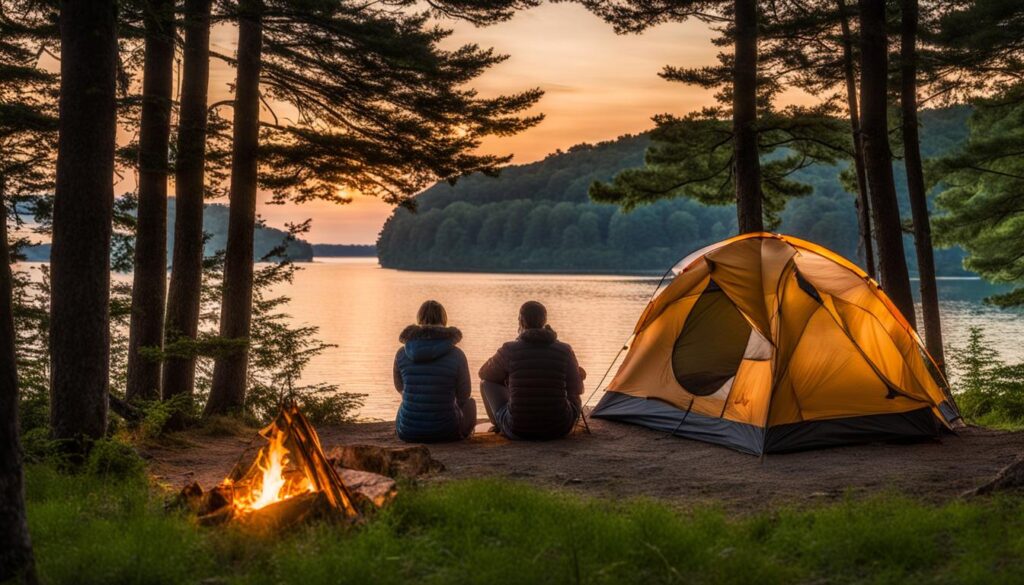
[143,415,1024,511]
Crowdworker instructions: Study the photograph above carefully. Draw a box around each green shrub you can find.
[20,427,58,464]
[84,437,145,479]
[949,327,1024,428]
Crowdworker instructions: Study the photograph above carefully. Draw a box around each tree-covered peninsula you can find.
[377,107,972,274]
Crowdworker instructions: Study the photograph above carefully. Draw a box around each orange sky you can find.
[193,3,732,244]
[92,4,818,244]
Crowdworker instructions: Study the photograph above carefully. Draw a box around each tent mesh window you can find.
[671,280,751,396]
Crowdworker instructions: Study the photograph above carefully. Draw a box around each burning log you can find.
[178,402,361,529]
[235,492,333,532]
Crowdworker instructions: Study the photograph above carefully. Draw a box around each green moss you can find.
[23,467,1024,585]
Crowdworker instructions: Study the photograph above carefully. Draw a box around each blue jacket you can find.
[394,325,471,442]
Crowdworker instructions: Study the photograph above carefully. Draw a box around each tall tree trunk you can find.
[900,0,944,370]
[857,0,916,327]
[125,0,175,402]
[837,0,876,279]
[163,0,212,409]
[733,0,763,233]
[50,0,119,446]
[205,0,263,416]
[0,199,37,585]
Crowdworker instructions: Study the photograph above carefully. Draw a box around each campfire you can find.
[182,402,360,528]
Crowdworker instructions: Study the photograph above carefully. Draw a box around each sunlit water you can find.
[14,258,1024,420]
[279,259,1023,420]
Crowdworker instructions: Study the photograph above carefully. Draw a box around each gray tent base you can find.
[591,391,943,455]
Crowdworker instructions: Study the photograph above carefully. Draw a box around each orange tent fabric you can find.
[592,233,960,454]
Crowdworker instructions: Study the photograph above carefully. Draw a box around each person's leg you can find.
[479,380,509,426]
[459,398,477,438]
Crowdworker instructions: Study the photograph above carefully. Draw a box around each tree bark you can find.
[205,0,263,416]
[836,0,876,279]
[0,199,37,584]
[125,0,175,402]
[857,0,916,327]
[163,0,212,408]
[900,0,944,370]
[733,0,763,233]
[50,0,119,446]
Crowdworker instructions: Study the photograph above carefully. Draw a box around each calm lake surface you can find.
[14,258,1023,420]
[276,258,1023,420]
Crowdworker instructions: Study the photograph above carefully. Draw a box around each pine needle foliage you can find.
[584,1,850,228]
[213,0,544,208]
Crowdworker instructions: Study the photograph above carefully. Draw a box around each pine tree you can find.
[0,199,35,585]
[931,83,1024,308]
[732,0,761,232]
[759,0,876,276]
[929,0,1024,101]
[0,3,52,578]
[205,0,264,415]
[204,0,543,415]
[837,0,874,277]
[162,0,213,411]
[857,0,916,325]
[125,0,176,402]
[49,0,120,448]
[899,0,943,367]
[585,0,848,230]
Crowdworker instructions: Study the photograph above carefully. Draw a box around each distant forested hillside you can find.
[195,203,313,261]
[21,201,313,263]
[377,107,973,274]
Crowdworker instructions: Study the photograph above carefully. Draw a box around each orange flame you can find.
[231,428,314,513]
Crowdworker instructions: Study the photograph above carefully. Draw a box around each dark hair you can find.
[519,300,547,330]
[416,300,448,327]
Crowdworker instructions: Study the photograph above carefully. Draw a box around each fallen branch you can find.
[964,454,1024,497]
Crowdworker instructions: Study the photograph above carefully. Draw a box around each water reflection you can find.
[281,259,1023,419]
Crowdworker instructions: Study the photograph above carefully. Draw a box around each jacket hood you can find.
[399,325,463,344]
[518,325,558,344]
[400,325,462,363]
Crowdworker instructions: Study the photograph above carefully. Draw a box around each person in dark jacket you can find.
[478,301,586,440]
[394,300,476,442]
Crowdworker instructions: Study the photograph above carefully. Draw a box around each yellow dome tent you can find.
[591,233,961,454]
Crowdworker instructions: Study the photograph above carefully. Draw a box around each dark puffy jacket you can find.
[394,325,471,443]
[479,326,586,440]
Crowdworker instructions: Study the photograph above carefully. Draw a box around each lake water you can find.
[14,258,1023,420]
[277,258,1023,420]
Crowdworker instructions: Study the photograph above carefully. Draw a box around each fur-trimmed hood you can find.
[399,325,463,344]
[400,325,463,363]
[518,325,557,344]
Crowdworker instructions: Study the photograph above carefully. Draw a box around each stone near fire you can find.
[338,469,398,509]
[327,444,445,478]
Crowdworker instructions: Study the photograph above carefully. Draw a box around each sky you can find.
[180,3,736,244]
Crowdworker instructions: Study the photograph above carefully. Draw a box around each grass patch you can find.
[24,465,1024,584]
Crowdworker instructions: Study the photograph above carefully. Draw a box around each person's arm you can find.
[566,347,585,399]
[455,349,471,407]
[478,346,509,384]
[393,348,405,394]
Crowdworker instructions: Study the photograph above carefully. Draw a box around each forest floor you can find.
[144,415,1024,511]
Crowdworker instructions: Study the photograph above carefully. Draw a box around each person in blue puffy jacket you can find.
[393,300,476,442]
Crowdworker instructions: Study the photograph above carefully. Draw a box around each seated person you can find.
[393,300,476,442]
[479,301,586,440]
